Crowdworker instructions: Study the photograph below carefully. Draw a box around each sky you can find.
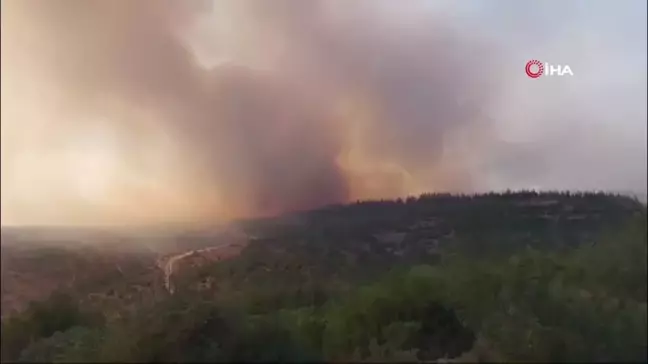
[1,0,646,226]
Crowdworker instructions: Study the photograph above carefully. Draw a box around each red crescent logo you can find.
[525,60,544,78]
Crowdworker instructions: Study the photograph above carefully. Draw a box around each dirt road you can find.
[159,227,249,294]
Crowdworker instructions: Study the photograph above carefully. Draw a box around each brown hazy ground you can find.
[0,243,161,319]
[1,225,249,319]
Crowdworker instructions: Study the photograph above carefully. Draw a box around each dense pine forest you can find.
[2,191,646,362]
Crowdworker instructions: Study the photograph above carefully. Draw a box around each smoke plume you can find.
[1,0,645,226]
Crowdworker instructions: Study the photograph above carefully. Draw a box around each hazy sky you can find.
[1,0,646,226]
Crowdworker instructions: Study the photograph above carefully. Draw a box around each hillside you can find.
[1,191,646,362]
[0,226,248,321]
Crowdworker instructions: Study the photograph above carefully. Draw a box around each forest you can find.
[1,191,646,362]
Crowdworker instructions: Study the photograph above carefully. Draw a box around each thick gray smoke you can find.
[1,0,645,226]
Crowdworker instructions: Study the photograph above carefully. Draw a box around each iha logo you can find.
[525,59,573,78]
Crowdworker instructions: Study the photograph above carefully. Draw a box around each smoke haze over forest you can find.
[1,0,646,226]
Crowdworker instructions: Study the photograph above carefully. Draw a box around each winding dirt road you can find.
[158,227,249,294]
